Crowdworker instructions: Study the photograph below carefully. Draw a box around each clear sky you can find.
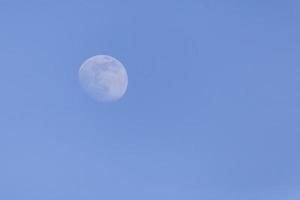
[1,1,300,199]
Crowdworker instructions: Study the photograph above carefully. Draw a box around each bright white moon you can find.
[79,55,128,102]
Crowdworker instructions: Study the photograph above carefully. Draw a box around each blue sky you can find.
[0,0,300,199]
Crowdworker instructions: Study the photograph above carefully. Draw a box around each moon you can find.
[79,55,128,102]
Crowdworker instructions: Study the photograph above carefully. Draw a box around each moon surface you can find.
[79,55,128,102]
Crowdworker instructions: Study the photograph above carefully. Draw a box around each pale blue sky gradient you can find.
[0,1,300,199]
